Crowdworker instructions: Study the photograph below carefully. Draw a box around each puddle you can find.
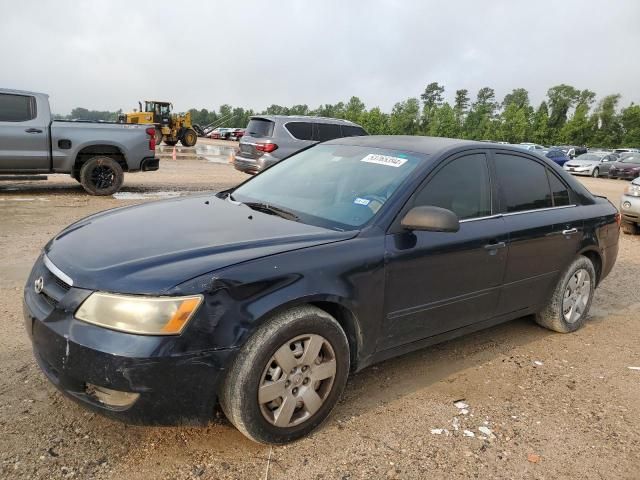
[112,191,184,200]
[157,143,236,164]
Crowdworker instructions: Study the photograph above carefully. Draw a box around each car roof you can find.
[250,115,360,126]
[324,135,490,155]
[0,87,48,97]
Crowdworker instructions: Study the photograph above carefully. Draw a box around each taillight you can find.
[145,127,156,151]
[615,212,621,227]
[255,143,278,153]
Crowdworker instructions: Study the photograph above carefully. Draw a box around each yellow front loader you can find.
[118,101,198,147]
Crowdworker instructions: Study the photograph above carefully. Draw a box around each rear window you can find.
[315,123,342,142]
[495,153,552,212]
[285,122,314,140]
[341,125,368,137]
[246,118,274,138]
[547,170,571,206]
[0,93,37,122]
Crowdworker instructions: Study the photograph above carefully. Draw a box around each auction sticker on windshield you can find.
[361,153,408,168]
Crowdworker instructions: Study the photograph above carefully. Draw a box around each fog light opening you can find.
[86,383,140,408]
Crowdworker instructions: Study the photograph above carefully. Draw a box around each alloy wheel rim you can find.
[90,165,115,190]
[562,268,591,323]
[258,334,337,428]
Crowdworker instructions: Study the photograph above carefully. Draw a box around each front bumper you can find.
[620,194,640,224]
[24,256,236,425]
[609,169,639,180]
[564,166,594,176]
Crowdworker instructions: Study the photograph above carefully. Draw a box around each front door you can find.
[0,93,49,171]
[381,152,508,350]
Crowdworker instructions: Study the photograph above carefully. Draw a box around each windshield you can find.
[232,144,424,230]
[576,153,603,161]
[620,154,640,164]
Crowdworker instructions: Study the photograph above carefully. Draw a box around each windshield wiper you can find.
[244,202,300,221]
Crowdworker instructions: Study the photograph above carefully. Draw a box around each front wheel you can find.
[180,128,198,147]
[79,156,124,195]
[622,221,639,235]
[220,306,350,444]
[535,256,596,333]
[591,167,599,177]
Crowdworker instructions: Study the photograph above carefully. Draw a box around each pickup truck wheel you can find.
[180,129,197,147]
[534,256,596,333]
[79,156,124,196]
[220,306,350,444]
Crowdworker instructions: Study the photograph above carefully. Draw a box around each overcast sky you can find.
[1,0,639,115]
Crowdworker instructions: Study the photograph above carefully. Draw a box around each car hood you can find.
[45,194,357,294]
[611,162,640,170]
[566,159,598,166]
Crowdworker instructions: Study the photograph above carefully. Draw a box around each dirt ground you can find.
[1,144,639,479]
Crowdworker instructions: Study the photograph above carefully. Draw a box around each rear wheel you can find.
[622,221,639,235]
[535,256,596,333]
[220,306,350,444]
[79,156,124,196]
[180,128,197,147]
[591,167,599,177]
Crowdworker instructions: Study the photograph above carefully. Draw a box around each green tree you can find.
[531,101,550,145]
[464,87,498,139]
[546,84,580,136]
[591,94,623,147]
[427,103,458,138]
[389,98,420,135]
[453,89,470,130]
[360,107,389,134]
[344,96,366,124]
[500,103,529,143]
[560,102,593,146]
[621,104,640,146]
[420,82,445,132]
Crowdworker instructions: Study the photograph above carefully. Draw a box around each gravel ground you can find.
[1,150,639,479]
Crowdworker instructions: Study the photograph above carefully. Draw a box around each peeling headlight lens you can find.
[75,292,203,335]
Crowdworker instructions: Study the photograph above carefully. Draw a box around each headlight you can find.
[75,292,203,335]
[625,184,640,197]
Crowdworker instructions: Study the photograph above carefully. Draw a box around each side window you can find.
[547,170,571,206]
[0,94,36,122]
[413,153,491,220]
[341,125,367,137]
[285,122,313,140]
[315,123,342,142]
[494,154,552,212]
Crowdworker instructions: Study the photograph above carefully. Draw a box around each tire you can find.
[621,221,639,235]
[79,156,124,196]
[180,128,198,147]
[535,256,596,333]
[154,128,163,146]
[220,305,350,444]
[165,139,178,146]
[591,167,599,177]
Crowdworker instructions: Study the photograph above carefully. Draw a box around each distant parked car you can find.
[545,148,570,166]
[563,152,617,177]
[614,148,640,155]
[620,177,640,234]
[206,128,222,139]
[608,153,640,180]
[234,115,368,174]
[231,128,245,141]
[518,142,546,152]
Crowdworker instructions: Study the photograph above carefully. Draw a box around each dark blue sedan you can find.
[545,148,571,166]
[24,137,620,444]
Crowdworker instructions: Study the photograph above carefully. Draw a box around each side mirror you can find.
[401,206,460,232]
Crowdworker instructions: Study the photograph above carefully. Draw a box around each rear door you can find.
[492,151,580,315]
[0,93,49,171]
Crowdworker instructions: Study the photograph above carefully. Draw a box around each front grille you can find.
[25,255,73,318]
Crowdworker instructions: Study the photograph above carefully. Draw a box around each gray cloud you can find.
[1,0,639,114]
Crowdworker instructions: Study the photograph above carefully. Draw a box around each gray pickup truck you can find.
[0,88,159,195]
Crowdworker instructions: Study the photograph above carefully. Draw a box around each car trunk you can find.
[239,118,275,159]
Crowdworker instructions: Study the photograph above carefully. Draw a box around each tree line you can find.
[58,83,640,148]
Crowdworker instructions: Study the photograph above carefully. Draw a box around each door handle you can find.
[25,128,43,134]
[484,241,506,250]
[562,228,578,235]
